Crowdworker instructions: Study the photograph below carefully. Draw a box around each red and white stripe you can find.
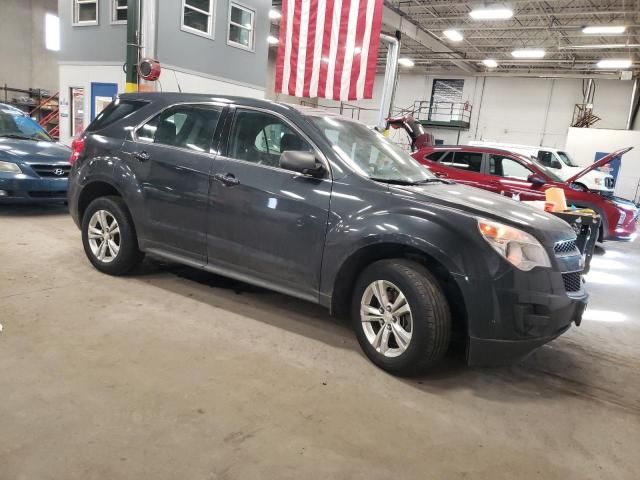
[275,0,384,101]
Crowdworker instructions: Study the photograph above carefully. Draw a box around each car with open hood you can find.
[68,93,589,375]
[414,145,638,242]
[468,141,615,194]
[0,103,71,203]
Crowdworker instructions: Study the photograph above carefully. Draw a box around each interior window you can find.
[228,110,311,168]
[489,155,533,180]
[537,151,554,167]
[136,105,222,152]
[445,151,482,172]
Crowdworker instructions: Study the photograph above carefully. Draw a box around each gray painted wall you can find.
[58,0,270,88]
[0,0,59,93]
[58,0,127,63]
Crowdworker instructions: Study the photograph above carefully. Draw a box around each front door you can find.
[207,108,331,298]
[484,153,546,201]
[123,103,224,262]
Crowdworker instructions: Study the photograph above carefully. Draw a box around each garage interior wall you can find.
[0,0,59,93]
[298,72,634,149]
[566,128,640,202]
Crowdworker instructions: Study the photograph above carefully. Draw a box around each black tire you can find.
[81,195,144,275]
[351,259,451,376]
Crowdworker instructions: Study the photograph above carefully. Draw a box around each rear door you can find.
[206,107,331,298]
[123,103,225,263]
[427,150,486,187]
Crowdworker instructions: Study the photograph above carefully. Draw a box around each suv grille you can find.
[562,272,582,293]
[554,239,579,256]
[605,177,614,189]
[30,164,70,178]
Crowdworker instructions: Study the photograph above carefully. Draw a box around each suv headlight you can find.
[0,161,22,174]
[478,219,551,271]
[617,211,627,226]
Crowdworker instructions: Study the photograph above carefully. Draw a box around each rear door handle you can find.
[214,172,240,186]
[133,151,150,162]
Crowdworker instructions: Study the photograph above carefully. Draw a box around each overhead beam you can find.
[382,3,477,73]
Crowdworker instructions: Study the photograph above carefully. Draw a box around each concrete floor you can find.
[1,204,639,480]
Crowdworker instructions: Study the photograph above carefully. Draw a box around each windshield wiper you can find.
[412,178,452,185]
[0,134,40,141]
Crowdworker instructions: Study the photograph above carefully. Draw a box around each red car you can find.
[413,145,638,242]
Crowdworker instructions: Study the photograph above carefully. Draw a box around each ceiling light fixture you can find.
[511,49,545,58]
[559,44,639,50]
[483,59,498,68]
[596,59,632,69]
[398,58,415,67]
[268,9,281,20]
[582,25,626,35]
[469,6,513,20]
[267,35,279,45]
[443,29,464,42]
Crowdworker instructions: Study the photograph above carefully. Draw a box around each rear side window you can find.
[443,151,482,172]
[426,151,447,161]
[136,104,223,152]
[86,99,147,133]
[537,150,554,167]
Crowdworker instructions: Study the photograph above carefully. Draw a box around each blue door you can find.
[90,82,118,120]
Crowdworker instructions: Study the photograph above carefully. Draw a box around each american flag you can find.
[275,0,384,101]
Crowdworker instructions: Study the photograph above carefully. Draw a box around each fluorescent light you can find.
[268,9,281,20]
[443,29,464,42]
[469,6,513,20]
[398,58,415,67]
[559,44,638,50]
[483,59,498,68]
[583,25,626,35]
[45,13,60,52]
[597,59,632,69]
[267,35,279,45]
[511,49,545,58]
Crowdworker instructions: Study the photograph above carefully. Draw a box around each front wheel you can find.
[351,259,451,376]
[81,196,144,275]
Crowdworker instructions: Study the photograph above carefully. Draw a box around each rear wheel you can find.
[81,196,143,275]
[351,259,451,376]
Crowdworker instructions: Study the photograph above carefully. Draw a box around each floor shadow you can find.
[0,203,68,217]
[593,244,606,256]
[124,256,638,411]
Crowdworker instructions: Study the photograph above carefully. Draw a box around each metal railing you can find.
[398,100,472,126]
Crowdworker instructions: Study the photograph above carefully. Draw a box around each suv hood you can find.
[390,182,575,243]
[0,138,71,164]
[565,147,632,183]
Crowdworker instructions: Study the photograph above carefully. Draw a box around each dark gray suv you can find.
[68,93,588,375]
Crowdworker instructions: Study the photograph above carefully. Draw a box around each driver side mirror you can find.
[527,173,546,186]
[280,150,324,177]
[550,160,562,169]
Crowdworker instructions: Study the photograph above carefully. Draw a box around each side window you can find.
[448,151,482,172]
[136,105,222,152]
[537,150,553,167]
[426,151,447,162]
[489,155,533,180]
[227,109,312,168]
[86,99,147,133]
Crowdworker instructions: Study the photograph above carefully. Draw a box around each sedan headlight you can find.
[478,218,551,271]
[0,160,22,174]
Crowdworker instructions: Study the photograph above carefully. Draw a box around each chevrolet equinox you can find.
[68,94,588,375]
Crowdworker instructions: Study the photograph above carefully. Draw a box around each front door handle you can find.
[133,151,150,162]
[435,172,448,178]
[214,172,240,186]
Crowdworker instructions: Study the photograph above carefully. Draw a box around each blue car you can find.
[0,103,71,203]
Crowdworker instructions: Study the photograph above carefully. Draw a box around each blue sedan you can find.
[0,103,71,203]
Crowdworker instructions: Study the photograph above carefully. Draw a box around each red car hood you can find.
[565,147,632,183]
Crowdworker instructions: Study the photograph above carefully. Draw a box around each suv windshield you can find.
[0,106,51,142]
[557,151,579,167]
[310,116,434,184]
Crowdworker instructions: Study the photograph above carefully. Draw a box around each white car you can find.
[468,141,615,194]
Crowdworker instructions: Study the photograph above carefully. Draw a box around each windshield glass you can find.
[0,106,51,141]
[311,116,433,183]
[557,151,579,167]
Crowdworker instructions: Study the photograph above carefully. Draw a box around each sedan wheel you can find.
[360,280,413,358]
[87,209,120,263]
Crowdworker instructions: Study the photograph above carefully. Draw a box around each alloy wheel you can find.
[87,210,120,263]
[360,280,413,358]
